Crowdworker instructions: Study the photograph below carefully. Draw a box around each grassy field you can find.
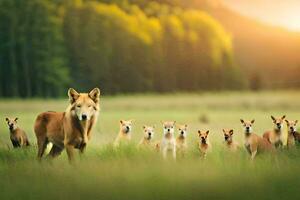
[1,91,300,199]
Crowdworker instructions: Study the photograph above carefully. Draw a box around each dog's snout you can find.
[246,127,250,130]
[225,136,229,140]
[126,126,130,130]
[277,123,280,126]
[82,114,87,120]
[167,128,170,132]
[148,132,151,136]
[181,131,184,135]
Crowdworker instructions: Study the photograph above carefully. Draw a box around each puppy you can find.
[222,129,239,152]
[176,124,188,156]
[285,119,298,147]
[240,119,273,159]
[5,117,30,148]
[263,115,285,148]
[198,130,211,158]
[138,125,155,147]
[160,121,176,160]
[114,120,133,147]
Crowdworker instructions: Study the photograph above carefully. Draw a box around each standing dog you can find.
[241,119,273,159]
[138,125,155,147]
[263,115,285,148]
[198,130,211,158]
[222,129,239,152]
[34,88,100,162]
[285,119,298,147]
[114,120,133,147]
[176,124,188,156]
[160,121,176,160]
[5,117,30,148]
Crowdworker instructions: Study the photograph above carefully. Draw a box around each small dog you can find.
[285,119,298,147]
[198,130,211,158]
[160,121,176,160]
[138,125,155,147]
[6,117,30,148]
[176,124,188,156]
[222,129,239,152]
[114,120,133,147]
[263,115,285,148]
[241,119,273,159]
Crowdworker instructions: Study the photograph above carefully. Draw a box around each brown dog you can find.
[176,124,188,156]
[34,88,100,162]
[241,119,273,159]
[222,129,239,152]
[285,119,298,147]
[138,125,155,147]
[5,117,30,148]
[263,115,285,148]
[198,130,211,158]
[114,120,133,147]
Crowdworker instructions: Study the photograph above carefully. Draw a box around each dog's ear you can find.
[198,130,201,136]
[222,129,225,133]
[240,119,244,124]
[120,120,123,124]
[142,125,146,129]
[251,119,255,124]
[282,115,286,120]
[229,129,234,135]
[295,120,298,124]
[68,88,79,103]
[14,117,18,122]
[271,116,275,121]
[88,88,100,103]
[5,118,9,122]
[184,124,188,128]
[285,119,289,124]
[206,130,210,135]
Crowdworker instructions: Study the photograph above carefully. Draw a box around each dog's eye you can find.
[77,105,81,108]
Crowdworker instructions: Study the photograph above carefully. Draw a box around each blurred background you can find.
[0,0,300,97]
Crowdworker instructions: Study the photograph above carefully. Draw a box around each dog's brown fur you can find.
[5,117,30,148]
[222,129,239,152]
[138,125,155,147]
[114,120,133,147]
[34,88,100,162]
[285,119,298,148]
[263,115,285,148]
[241,119,273,159]
[198,130,211,158]
[176,124,188,156]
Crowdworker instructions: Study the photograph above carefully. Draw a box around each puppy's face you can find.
[271,115,286,130]
[223,129,234,142]
[163,121,176,136]
[198,130,209,144]
[143,125,155,140]
[285,119,298,133]
[6,117,18,131]
[240,119,255,134]
[178,124,188,138]
[120,120,132,134]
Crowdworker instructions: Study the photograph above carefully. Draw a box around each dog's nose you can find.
[82,114,87,120]
[246,127,250,130]
[225,136,229,140]
[167,128,170,132]
[126,126,130,130]
[277,123,280,126]
[148,132,151,136]
[181,131,184,135]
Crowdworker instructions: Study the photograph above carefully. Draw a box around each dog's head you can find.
[198,130,209,144]
[5,117,18,131]
[120,120,133,134]
[240,119,255,134]
[271,115,286,131]
[178,124,188,138]
[68,88,100,121]
[223,129,234,142]
[162,121,176,137]
[143,125,155,140]
[285,119,298,133]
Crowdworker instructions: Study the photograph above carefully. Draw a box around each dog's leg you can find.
[48,144,63,158]
[65,144,75,163]
[172,145,176,160]
[37,137,48,160]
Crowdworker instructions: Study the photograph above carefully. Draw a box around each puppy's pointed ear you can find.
[198,130,201,136]
[282,115,286,120]
[88,88,100,103]
[185,124,188,128]
[68,88,79,103]
[251,119,255,124]
[229,129,234,135]
[142,125,146,129]
[271,116,275,121]
[285,119,289,124]
[295,120,298,124]
[222,129,225,133]
[240,119,244,124]
[14,118,18,122]
[120,120,123,124]
[5,118,9,122]
[206,130,210,135]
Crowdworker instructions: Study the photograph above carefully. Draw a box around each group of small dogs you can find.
[4,88,300,162]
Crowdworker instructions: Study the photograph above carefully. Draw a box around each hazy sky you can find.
[222,0,300,31]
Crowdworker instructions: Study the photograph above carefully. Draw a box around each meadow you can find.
[1,91,300,199]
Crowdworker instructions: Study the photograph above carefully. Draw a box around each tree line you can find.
[0,0,246,97]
